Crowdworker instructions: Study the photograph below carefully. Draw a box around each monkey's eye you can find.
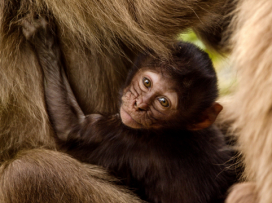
[143,77,151,88]
[158,97,169,107]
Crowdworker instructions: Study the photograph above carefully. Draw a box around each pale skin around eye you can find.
[120,69,179,129]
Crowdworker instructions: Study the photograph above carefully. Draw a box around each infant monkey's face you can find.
[120,69,179,129]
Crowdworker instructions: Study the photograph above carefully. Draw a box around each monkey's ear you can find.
[188,102,223,131]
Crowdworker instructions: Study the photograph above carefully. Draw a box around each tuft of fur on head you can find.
[125,41,218,126]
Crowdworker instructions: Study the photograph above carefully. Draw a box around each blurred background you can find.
[179,31,237,96]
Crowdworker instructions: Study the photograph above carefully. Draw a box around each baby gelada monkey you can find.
[22,17,237,203]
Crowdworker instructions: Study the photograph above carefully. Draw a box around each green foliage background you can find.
[179,31,236,95]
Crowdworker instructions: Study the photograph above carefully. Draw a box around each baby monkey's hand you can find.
[22,15,56,54]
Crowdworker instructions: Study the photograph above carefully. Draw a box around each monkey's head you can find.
[120,42,222,130]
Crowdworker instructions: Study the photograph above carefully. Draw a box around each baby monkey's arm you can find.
[22,16,98,141]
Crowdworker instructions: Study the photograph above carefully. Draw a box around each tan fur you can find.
[221,0,272,202]
[0,149,143,203]
[226,182,257,203]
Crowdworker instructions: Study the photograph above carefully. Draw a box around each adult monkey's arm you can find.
[38,0,233,57]
[38,0,235,114]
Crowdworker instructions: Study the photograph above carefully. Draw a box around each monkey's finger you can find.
[39,17,48,29]
[22,28,30,40]
[32,17,53,37]
[21,19,36,40]
[30,17,47,28]
[21,19,35,31]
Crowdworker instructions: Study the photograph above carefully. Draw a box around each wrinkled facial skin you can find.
[120,69,179,129]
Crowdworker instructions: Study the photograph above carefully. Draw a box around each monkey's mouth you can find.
[120,107,142,128]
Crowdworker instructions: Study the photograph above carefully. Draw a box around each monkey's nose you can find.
[135,101,148,111]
